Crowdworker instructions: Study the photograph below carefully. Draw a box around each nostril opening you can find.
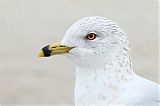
[59,45,65,47]
[52,46,56,48]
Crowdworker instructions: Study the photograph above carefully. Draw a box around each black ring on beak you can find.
[42,45,52,57]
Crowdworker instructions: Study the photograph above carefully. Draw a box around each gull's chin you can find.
[68,47,94,58]
[65,48,99,67]
[66,48,109,68]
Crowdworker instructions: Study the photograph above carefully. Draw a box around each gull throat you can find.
[75,49,135,105]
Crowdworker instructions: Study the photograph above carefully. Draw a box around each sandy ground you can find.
[0,0,159,105]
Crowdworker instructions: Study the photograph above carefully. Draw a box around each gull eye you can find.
[85,32,97,40]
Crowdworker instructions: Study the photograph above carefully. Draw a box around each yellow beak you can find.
[38,43,74,57]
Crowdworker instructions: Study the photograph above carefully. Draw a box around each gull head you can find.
[38,16,129,68]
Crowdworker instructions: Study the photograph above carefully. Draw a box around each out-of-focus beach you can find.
[0,0,158,105]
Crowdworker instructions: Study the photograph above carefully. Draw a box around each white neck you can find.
[74,50,135,105]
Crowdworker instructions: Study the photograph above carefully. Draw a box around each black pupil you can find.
[89,34,93,38]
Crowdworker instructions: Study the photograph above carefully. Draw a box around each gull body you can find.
[38,16,160,106]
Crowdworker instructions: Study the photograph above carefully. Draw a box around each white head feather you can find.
[61,16,130,68]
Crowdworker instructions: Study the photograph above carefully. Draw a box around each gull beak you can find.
[38,43,75,57]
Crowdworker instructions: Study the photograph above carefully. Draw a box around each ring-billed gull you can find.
[38,16,160,106]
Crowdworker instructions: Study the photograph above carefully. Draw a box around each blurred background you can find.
[0,0,158,105]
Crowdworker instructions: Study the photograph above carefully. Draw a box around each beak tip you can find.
[37,50,44,57]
